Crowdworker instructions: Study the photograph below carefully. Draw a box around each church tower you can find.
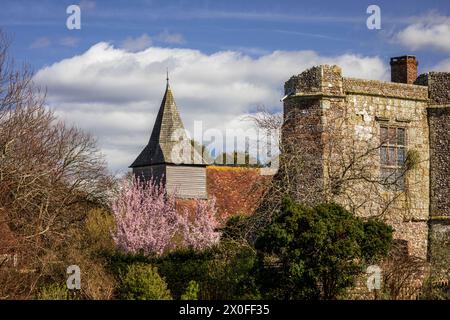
[130,76,207,198]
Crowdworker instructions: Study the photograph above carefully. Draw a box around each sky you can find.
[1,0,450,173]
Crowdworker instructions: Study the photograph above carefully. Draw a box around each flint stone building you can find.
[283,56,450,260]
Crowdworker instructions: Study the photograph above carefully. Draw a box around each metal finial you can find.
[166,68,169,87]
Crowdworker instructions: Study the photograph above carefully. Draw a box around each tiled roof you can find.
[206,166,273,219]
[172,167,274,222]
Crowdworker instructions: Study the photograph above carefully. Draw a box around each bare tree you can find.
[244,103,422,241]
[0,30,113,299]
[380,240,428,300]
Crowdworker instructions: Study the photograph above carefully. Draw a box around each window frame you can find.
[379,124,407,191]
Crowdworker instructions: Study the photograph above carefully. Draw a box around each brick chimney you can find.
[390,55,418,84]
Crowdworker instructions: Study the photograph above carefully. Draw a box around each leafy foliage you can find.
[360,219,393,263]
[181,280,199,300]
[156,249,212,299]
[254,198,393,299]
[119,263,172,300]
[35,284,73,300]
[203,241,259,300]
[157,241,259,300]
[84,208,116,254]
[46,208,117,300]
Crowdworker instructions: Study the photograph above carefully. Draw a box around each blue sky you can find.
[1,0,450,173]
[3,0,450,71]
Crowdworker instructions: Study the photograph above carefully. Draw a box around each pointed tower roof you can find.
[130,79,205,167]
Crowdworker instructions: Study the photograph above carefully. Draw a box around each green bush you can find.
[107,251,151,277]
[59,208,118,300]
[36,283,73,300]
[119,263,172,300]
[84,208,116,254]
[361,218,393,263]
[254,198,393,300]
[181,281,199,300]
[202,241,259,300]
[156,242,259,300]
[156,249,212,299]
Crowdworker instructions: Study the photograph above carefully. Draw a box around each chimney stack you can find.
[390,55,418,84]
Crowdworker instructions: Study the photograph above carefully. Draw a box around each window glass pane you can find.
[388,128,396,144]
[395,170,405,191]
[381,168,395,185]
[388,169,397,185]
[388,147,396,165]
[397,128,405,145]
[380,146,388,164]
[380,126,388,144]
[397,147,406,166]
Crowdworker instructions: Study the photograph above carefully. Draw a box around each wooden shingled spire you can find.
[130,75,204,167]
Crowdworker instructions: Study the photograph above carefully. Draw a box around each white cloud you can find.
[121,34,153,52]
[30,37,51,49]
[34,42,388,173]
[393,13,450,53]
[156,30,185,45]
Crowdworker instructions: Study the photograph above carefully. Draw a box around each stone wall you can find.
[423,72,450,263]
[281,96,325,205]
[427,107,450,218]
[416,72,450,104]
[283,65,430,259]
[427,106,450,265]
[280,63,450,298]
[285,66,322,95]
[339,89,429,259]
[344,78,428,100]
[285,65,343,96]
[283,65,345,206]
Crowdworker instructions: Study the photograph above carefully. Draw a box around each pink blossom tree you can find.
[112,176,220,256]
[112,177,180,256]
[181,198,221,251]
